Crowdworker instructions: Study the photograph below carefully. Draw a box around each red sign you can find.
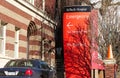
[63,6,91,78]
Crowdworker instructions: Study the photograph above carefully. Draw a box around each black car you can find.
[0,59,55,78]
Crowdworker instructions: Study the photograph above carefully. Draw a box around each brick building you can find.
[0,0,56,67]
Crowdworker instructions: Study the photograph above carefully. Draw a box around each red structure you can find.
[63,6,91,78]
[90,10,104,70]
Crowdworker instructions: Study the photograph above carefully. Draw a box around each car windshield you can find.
[4,60,33,67]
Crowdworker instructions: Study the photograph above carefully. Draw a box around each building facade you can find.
[0,0,56,67]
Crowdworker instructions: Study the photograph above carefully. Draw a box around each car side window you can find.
[26,61,33,67]
[40,62,50,69]
[16,60,33,67]
[18,61,25,67]
[4,60,16,67]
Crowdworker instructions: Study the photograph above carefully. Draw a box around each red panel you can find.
[63,7,91,78]
[90,10,104,70]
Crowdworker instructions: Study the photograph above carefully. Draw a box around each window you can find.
[5,60,33,67]
[0,26,3,38]
[26,0,34,5]
[40,62,50,69]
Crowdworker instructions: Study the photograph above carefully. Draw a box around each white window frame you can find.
[27,0,34,5]
[0,21,7,56]
[14,27,20,58]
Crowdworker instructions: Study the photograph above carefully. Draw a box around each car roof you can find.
[10,58,38,60]
[9,58,45,62]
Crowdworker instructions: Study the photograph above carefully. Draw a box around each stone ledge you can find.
[103,59,116,64]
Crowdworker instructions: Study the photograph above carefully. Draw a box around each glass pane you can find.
[26,0,34,5]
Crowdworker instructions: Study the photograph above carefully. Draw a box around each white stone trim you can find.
[14,30,19,58]
[103,59,116,64]
[0,26,6,56]
[0,6,30,25]
[42,0,45,12]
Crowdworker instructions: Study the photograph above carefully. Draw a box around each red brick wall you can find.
[105,64,115,78]
[45,0,56,19]
[34,0,43,10]
[34,0,56,19]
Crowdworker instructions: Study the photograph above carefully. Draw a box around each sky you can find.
[90,0,120,9]
[90,0,120,3]
[90,0,101,4]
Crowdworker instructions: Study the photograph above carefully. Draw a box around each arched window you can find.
[27,21,37,59]
[27,21,37,37]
